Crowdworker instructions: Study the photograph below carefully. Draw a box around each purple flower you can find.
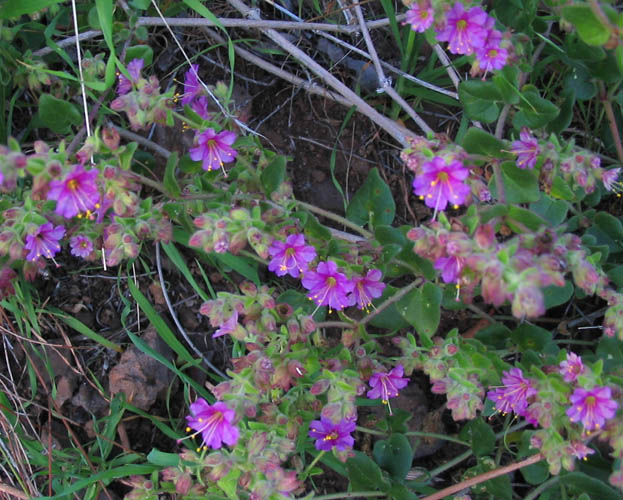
[405,1,434,33]
[434,255,464,283]
[566,441,595,461]
[181,64,201,106]
[559,352,585,383]
[24,223,65,262]
[601,168,620,191]
[69,235,93,258]
[487,367,537,416]
[185,399,239,450]
[268,234,317,278]
[213,310,238,338]
[412,156,470,211]
[510,128,540,170]
[367,364,409,403]
[301,260,354,311]
[47,164,100,219]
[566,386,618,431]
[189,129,238,172]
[349,269,386,310]
[308,416,356,451]
[190,96,210,120]
[117,58,144,96]
[476,30,508,73]
[435,3,488,55]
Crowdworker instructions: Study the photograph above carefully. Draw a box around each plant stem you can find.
[523,475,561,500]
[359,279,421,326]
[404,431,470,447]
[599,82,623,164]
[314,492,387,500]
[296,200,373,239]
[301,450,325,480]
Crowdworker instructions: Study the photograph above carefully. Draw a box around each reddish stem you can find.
[599,82,623,164]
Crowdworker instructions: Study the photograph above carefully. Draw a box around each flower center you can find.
[420,11,428,19]
[585,395,596,407]
[488,49,498,58]
[323,431,339,441]
[457,19,467,30]
[326,277,336,288]
[437,171,449,182]
[68,179,78,190]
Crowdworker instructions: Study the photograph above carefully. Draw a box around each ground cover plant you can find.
[0,0,622,499]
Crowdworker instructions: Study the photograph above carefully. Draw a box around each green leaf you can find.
[459,80,502,123]
[346,451,391,492]
[505,206,547,232]
[483,471,512,500]
[388,483,418,500]
[530,195,569,226]
[163,152,181,197]
[489,161,540,204]
[260,154,286,197]
[125,45,154,66]
[48,309,121,353]
[543,281,573,310]
[511,324,552,352]
[513,86,559,129]
[459,418,495,457]
[548,88,576,134]
[560,471,623,499]
[520,458,550,485]
[564,66,596,100]
[213,253,260,286]
[0,0,64,18]
[397,283,442,340]
[373,434,413,480]
[368,286,410,330]
[493,65,520,105]
[147,449,180,467]
[461,127,508,157]
[585,212,623,254]
[562,5,612,46]
[218,467,241,500]
[37,94,82,134]
[346,168,395,229]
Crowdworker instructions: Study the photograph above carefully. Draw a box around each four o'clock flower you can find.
[190,128,238,174]
[511,128,540,170]
[413,156,470,212]
[367,364,409,412]
[308,416,356,451]
[301,260,354,312]
[476,29,508,74]
[559,352,585,383]
[181,64,202,106]
[601,168,621,191]
[69,235,93,258]
[24,223,65,262]
[47,164,100,219]
[268,234,317,278]
[487,367,537,417]
[435,3,488,55]
[213,310,239,338]
[405,1,434,33]
[117,58,144,96]
[349,269,386,311]
[566,386,618,431]
[434,255,464,283]
[185,399,239,450]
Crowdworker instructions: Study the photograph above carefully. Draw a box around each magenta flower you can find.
[349,269,386,310]
[367,364,409,403]
[435,3,488,55]
[487,367,537,416]
[476,30,508,73]
[308,416,356,451]
[268,234,317,278]
[69,235,93,258]
[434,255,464,283]
[24,223,65,262]
[185,399,239,450]
[181,64,201,106]
[213,310,238,338]
[189,129,238,172]
[405,1,434,33]
[601,168,620,191]
[301,260,354,311]
[510,128,540,170]
[191,96,210,120]
[47,164,99,219]
[559,352,585,383]
[117,58,144,96]
[566,386,618,431]
[566,441,595,461]
[412,156,470,211]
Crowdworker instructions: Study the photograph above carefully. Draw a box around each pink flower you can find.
[308,416,356,451]
[559,352,585,383]
[405,1,434,33]
[213,310,238,338]
[189,129,238,172]
[476,30,508,73]
[487,367,537,416]
[301,260,354,311]
[268,234,317,278]
[117,58,144,96]
[349,269,386,310]
[69,235,93,258]
[24,223,65,262]
[435,3,489,55]
[185,399,239,450]
[434,255,463,283]
[181,64,201,106]
[511,128,540,170]
[566,386,618,431]
[190,96,210,119]
[413,156,470,211]
[601,168,620,191]
[47,164,100,219]
[566,441,595,461]
[367,364,409,402]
